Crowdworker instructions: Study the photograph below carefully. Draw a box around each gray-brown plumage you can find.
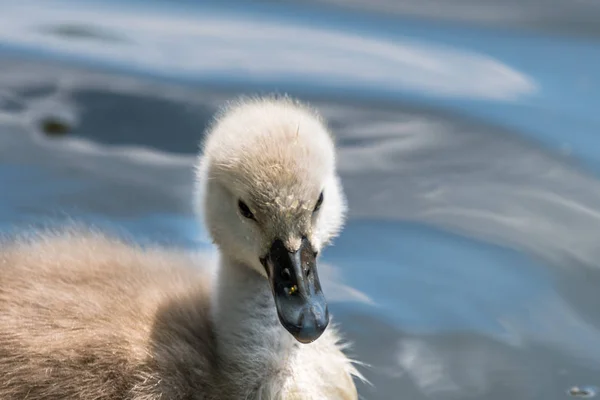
[0,231,217,399]
[0,96,363,399]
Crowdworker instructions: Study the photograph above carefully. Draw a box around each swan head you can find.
[196,96,346,344]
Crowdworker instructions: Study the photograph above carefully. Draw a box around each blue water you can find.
[2,0,600,398]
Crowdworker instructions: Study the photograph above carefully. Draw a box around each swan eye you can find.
[313,191,324,213]
[238,200,255,220]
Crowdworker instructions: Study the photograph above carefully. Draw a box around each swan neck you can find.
[212,256,297,381]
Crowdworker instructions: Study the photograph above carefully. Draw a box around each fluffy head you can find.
[195,96,346,275]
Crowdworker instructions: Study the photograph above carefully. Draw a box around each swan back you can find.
[0,229,216,399]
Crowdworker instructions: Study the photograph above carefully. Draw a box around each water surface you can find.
[1,1,600,398]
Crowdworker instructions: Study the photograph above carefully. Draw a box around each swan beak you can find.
[261,237,329,344]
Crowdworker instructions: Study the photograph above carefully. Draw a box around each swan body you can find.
[0,96,362,399]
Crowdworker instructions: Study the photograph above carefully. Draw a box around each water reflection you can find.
[323,101,600,272]
[275,0,600,37]
[0,0,535,100]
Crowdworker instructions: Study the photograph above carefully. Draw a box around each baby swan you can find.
[0,96,362,399]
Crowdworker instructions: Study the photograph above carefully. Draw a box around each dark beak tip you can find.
[295,333,323,345]
[289,325,328,344]
[284,306,329,344]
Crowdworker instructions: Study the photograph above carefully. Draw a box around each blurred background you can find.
[2,0,600,398]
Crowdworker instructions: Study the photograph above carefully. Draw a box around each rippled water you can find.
[2,0,600,398]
